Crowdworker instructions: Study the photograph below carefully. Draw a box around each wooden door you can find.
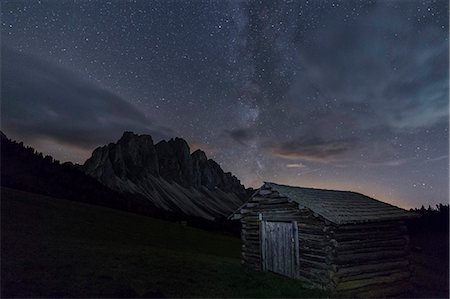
[261,221,299,278]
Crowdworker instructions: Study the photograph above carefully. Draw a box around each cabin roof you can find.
[230,182,418,224]
[264,182,418,224]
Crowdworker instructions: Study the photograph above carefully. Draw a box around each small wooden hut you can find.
[230,182,419,297]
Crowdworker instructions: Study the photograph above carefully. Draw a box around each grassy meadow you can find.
[1,188,325,298]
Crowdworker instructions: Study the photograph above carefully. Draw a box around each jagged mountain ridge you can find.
[0,132,151,214]
[83,132,248,220]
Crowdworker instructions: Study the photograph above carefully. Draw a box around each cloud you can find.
[286,163,307,168]
[424,155,449,163]
[365,159,409,167]
[267,138,357,162]
[285,0,448,134]
[1,46,173,150]
[231,1,447,176]
[225,128,255,145]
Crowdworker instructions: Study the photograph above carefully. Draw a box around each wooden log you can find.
[298,238,331,248]
[242,238,259,244]
[259,195,290,201]
[297,222,328,229]
[334,226,407,236]
[335,226,408,237]
[299,240,327,247]
[242,226,259,232]
[257,207,299,213]
[298,228,328,235]
[337,243,408,254]
[242,230,260,236]
[299,221,328,228]
[301,253,331,263]
[346,279,411,298]
[242,247,260,255]
[299,239,329,247]
[336,249,407,264]
[336,237,408,250]
[241,217,260,222]
[243,241,260,248]
[241,216,259,223]
[336,259,409,277]
[242,236,259,242]
[302,247,331,256]
[336,271,410,291]
[257,197,290,204]
[259,209,302,215]
[241,221,260,227]
[333,231,406,241]
[263,216,301,222]
[266,191,282,198]
[243,247,260,254]
[242,224,259,229]
[260,207,300,212]
[299,258,334,270]
[258,189,272,195]
[299,234,327,242]
[251,196,272,202]
[338,267,410,283]
[300,247,332,256]
[242,224,259,230]
[243,239,260,245]
[256,202,296,208]
[337,221,405,231]
[297,213,319,219]
[337,244,408,255]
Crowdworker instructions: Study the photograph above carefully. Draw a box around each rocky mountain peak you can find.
[82,132,248,219]
[191,149,206,158]
[84,132,159,183]
[155,137,193,187]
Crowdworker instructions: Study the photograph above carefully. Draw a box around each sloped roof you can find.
[263,182,418,224]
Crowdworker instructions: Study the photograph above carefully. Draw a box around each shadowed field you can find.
[410,232,449,298]
[1,188,324,298]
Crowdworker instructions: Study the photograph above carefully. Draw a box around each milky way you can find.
[2,0,448,208]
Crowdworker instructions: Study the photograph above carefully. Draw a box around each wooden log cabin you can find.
[230,182,419,297]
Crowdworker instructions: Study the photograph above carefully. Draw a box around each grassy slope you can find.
[1,188,324,298]
[410,231,449,298]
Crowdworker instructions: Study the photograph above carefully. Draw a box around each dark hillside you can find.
[0,133,241,233]
[0,132,155,214]
[1,187,324,298]
[407,205,449,297]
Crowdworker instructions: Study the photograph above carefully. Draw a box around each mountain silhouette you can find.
[82,131,249,220]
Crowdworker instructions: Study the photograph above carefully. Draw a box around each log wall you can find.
[236,185,413,297]
[333,220,412,297]
[238,187,335,289]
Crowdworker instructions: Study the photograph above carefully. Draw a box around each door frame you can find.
[260,218,300,278]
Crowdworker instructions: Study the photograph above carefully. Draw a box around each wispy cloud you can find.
[286,163,307,168]
[424,155,449,163]
[1,46,173,150]
[365,159,409,167]
[267,138,357,163]
[224,128,255,145]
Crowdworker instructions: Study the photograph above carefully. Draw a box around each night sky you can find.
[2,0,448,209]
